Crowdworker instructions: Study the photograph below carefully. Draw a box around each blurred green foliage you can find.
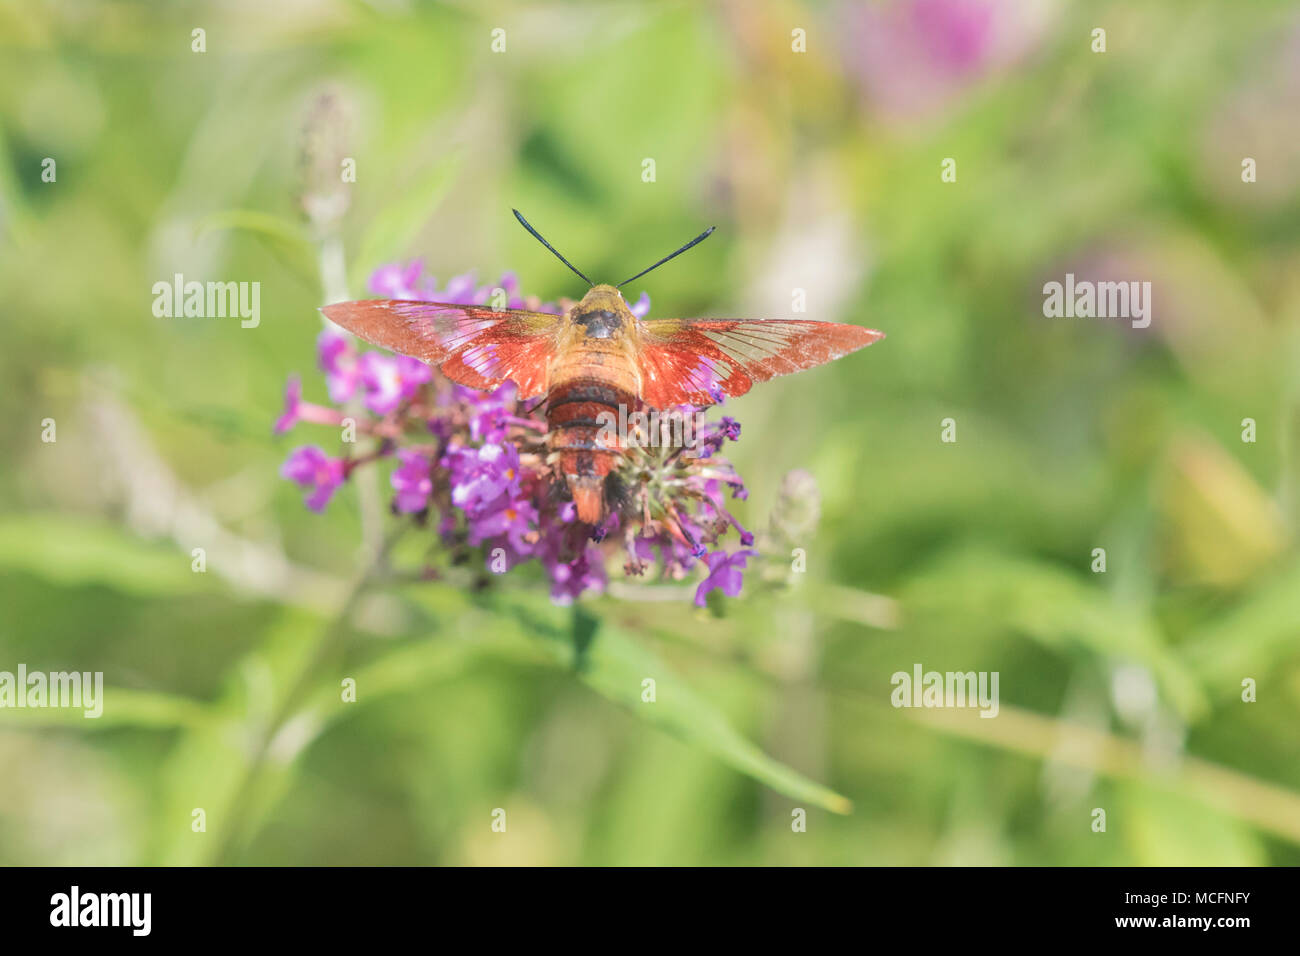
[1,0,1299,865]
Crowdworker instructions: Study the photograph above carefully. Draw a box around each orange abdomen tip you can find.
[567,476,606,524]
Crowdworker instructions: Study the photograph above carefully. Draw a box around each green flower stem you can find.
[213,528,404,864]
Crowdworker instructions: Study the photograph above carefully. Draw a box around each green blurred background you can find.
[2,0,1299,865]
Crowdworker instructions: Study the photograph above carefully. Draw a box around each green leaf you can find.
[902,546,1208,721]
[1182,554,1300,691]
[193,209,313,246]
[151,600,511,864]
[0,513,212,598]
[193,209,316,278]
[0,121,31,244]
[504,599,853,814]
[0,686,208,730]
[151,611,323,865]
[581,620,852,813]
[301,634,499,719]
[1119,781,1265,866]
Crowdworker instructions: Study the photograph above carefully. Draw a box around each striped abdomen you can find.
[547,345,637,524]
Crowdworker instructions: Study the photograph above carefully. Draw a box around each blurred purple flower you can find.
[467,382,518,442]
[468,496,538,553]
[281,446,346,512]
[847,0,1053,121]
[391,449,433,513]
[369,260,433,300]
[358,352,433,415]
[694,549,758,607]
[548,547,608,605]
[627,291,652,318]
[367,263,569,314]
[318,328,360,403]
[446,441,523,517]
[275,376,303,434]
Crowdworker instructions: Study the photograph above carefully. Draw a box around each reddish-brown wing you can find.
[636,318,884,408]
[319,300,563,399]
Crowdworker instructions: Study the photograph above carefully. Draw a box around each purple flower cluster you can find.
[845,0,1053,121]
[277,263,757,607]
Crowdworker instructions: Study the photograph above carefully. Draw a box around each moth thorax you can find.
[573,309,623,339]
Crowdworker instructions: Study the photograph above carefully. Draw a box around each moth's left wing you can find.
[319,299,563,398]
[636,318,884,408]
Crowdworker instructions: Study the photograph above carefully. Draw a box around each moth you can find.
[321,211,884,524]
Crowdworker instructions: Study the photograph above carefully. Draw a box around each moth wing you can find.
[319,299,563,399]
[636,318,884,408]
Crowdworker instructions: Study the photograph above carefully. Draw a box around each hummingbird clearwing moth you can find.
[321,211,884,524]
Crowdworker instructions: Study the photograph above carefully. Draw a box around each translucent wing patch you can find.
[637,318,884,408]
[319,299,563,399]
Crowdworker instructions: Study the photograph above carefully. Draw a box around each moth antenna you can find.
[512,209,594,287]
[617,225,715,288]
